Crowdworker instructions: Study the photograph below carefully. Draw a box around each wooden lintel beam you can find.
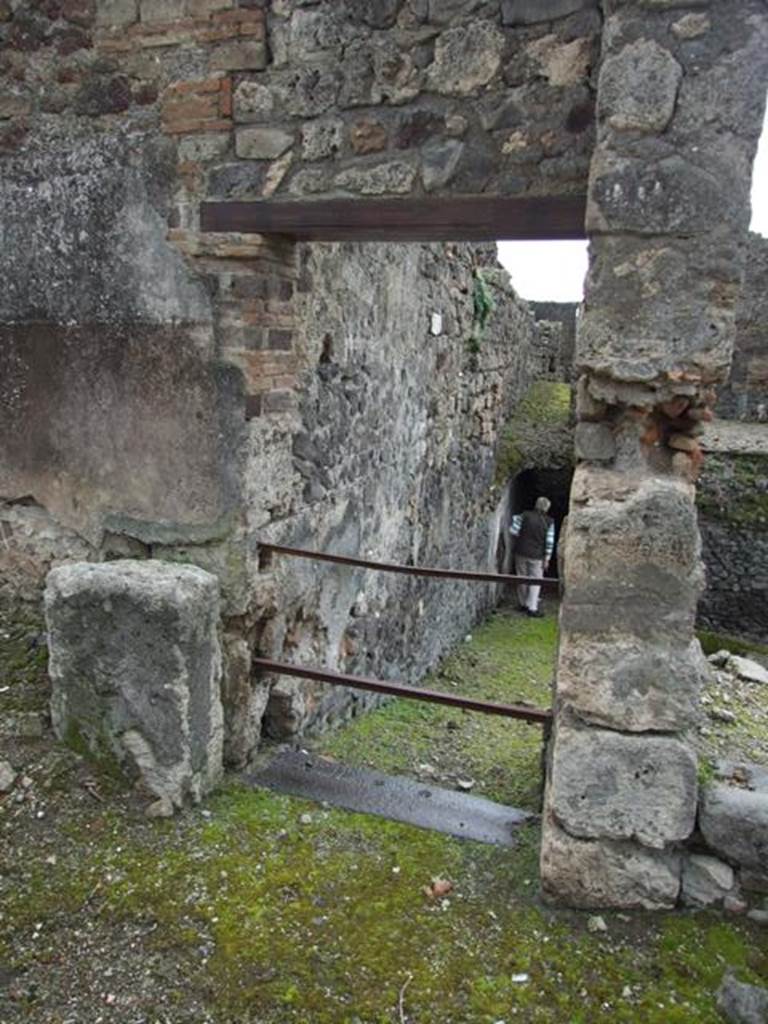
[199,195,587,242]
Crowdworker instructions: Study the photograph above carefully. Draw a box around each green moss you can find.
[467,268,496,352]
[0,605,49,714]
[496,381,573,481]
[697,453,768,528]
[697,630,768,661]
[3,604,767,1022]
[8,785,766,1023]
[316,609,556,807]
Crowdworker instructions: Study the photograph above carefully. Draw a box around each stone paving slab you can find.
[244,749,532,847]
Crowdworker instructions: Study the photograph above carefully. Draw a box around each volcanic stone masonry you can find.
[540,0,768,908]
[2,0,768,908]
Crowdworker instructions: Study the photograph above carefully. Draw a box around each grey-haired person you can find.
[509,496,555,618]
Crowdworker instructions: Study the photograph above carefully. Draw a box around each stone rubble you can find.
[717,973,768,1024]
[699,761,768,888]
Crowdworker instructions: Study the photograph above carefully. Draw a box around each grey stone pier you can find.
[540,0,768,908]
[45,560,224,811]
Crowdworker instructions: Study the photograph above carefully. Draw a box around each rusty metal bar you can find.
[260,543,558,589]
[253,657,552,724]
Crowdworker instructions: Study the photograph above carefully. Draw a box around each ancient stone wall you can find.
[1,0,597,769]
[230,242,541,757]
[0,0,602,607]
[541,0,768,909]
[717,233,768,423]
[530,300,578,381]
[697,436,768,644]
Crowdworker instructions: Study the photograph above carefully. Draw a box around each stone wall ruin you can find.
[1,0,768,907]
[541,0,768,908]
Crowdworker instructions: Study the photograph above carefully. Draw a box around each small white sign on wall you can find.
[430,312,443,336]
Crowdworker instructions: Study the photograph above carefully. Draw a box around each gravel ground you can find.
[0,604,766,1024]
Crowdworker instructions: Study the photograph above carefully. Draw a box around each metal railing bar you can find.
[253,657,552,724]
[260,543,558,589]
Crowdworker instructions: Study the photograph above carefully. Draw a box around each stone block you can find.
[221,633,270,768]
[681,854,735,908]
[576,234,742,386]
[301,119,343,161]
[501,0,596,25]
[561,468,703,635]
[178,133,230,163]
[0,761,15,792]
[548,722,697,848]
[96,0,137,26]
[699,762,768,873]
[671,13,710,40]
[422,139,464,192]
[597,39,681,134]
[574,421,615,462]
[717,974,768,1024]
[540,817,681,909]
[236,127,294,160]
[210,40,267,72]
[233,80,275,123]
[45,560,223,809]
[140,0,185,21]
[350,120,387,154]
[335,160,416,195]
[427,21,504,96]
[587,152,745,238]
[557,635,704,732]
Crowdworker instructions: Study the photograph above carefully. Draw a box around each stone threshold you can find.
[244,749,532,847]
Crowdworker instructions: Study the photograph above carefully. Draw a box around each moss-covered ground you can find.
[1,605,766,1023]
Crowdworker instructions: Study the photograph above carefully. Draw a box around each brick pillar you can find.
[540,0,768,908]
[170,229,300,419]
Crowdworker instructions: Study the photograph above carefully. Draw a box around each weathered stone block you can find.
[221,633,270,768]
[717,974,768,1024]
[588,152,745,238]
[236,127,293,160]
[563,467,702,612]
[140,0,185,21]
[671,13,710,40]
[502,0,596,25]
[427,21,504,96]
[210,40,267,72]
[233,80,275,123]
[597,39,681,134]
[301,119,343,161]
[681,854,735,908]
[699,762,768,873]
[540,818,681,909]
[557,635,705,732]
[574,421,615,462]
[549,722,697,848]
[45,560,223,808]
[422,139,464,192]
[96,0,137,26]
[335,160,416,195]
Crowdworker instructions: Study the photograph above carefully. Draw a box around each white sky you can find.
[497,102,768,302]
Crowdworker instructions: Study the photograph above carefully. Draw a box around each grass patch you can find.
[314,607,556,808]
[2,603,767,1023]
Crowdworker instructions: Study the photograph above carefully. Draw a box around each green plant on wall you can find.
[467,269,495,353]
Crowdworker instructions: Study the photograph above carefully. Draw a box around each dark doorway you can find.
[509,466,573,578]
